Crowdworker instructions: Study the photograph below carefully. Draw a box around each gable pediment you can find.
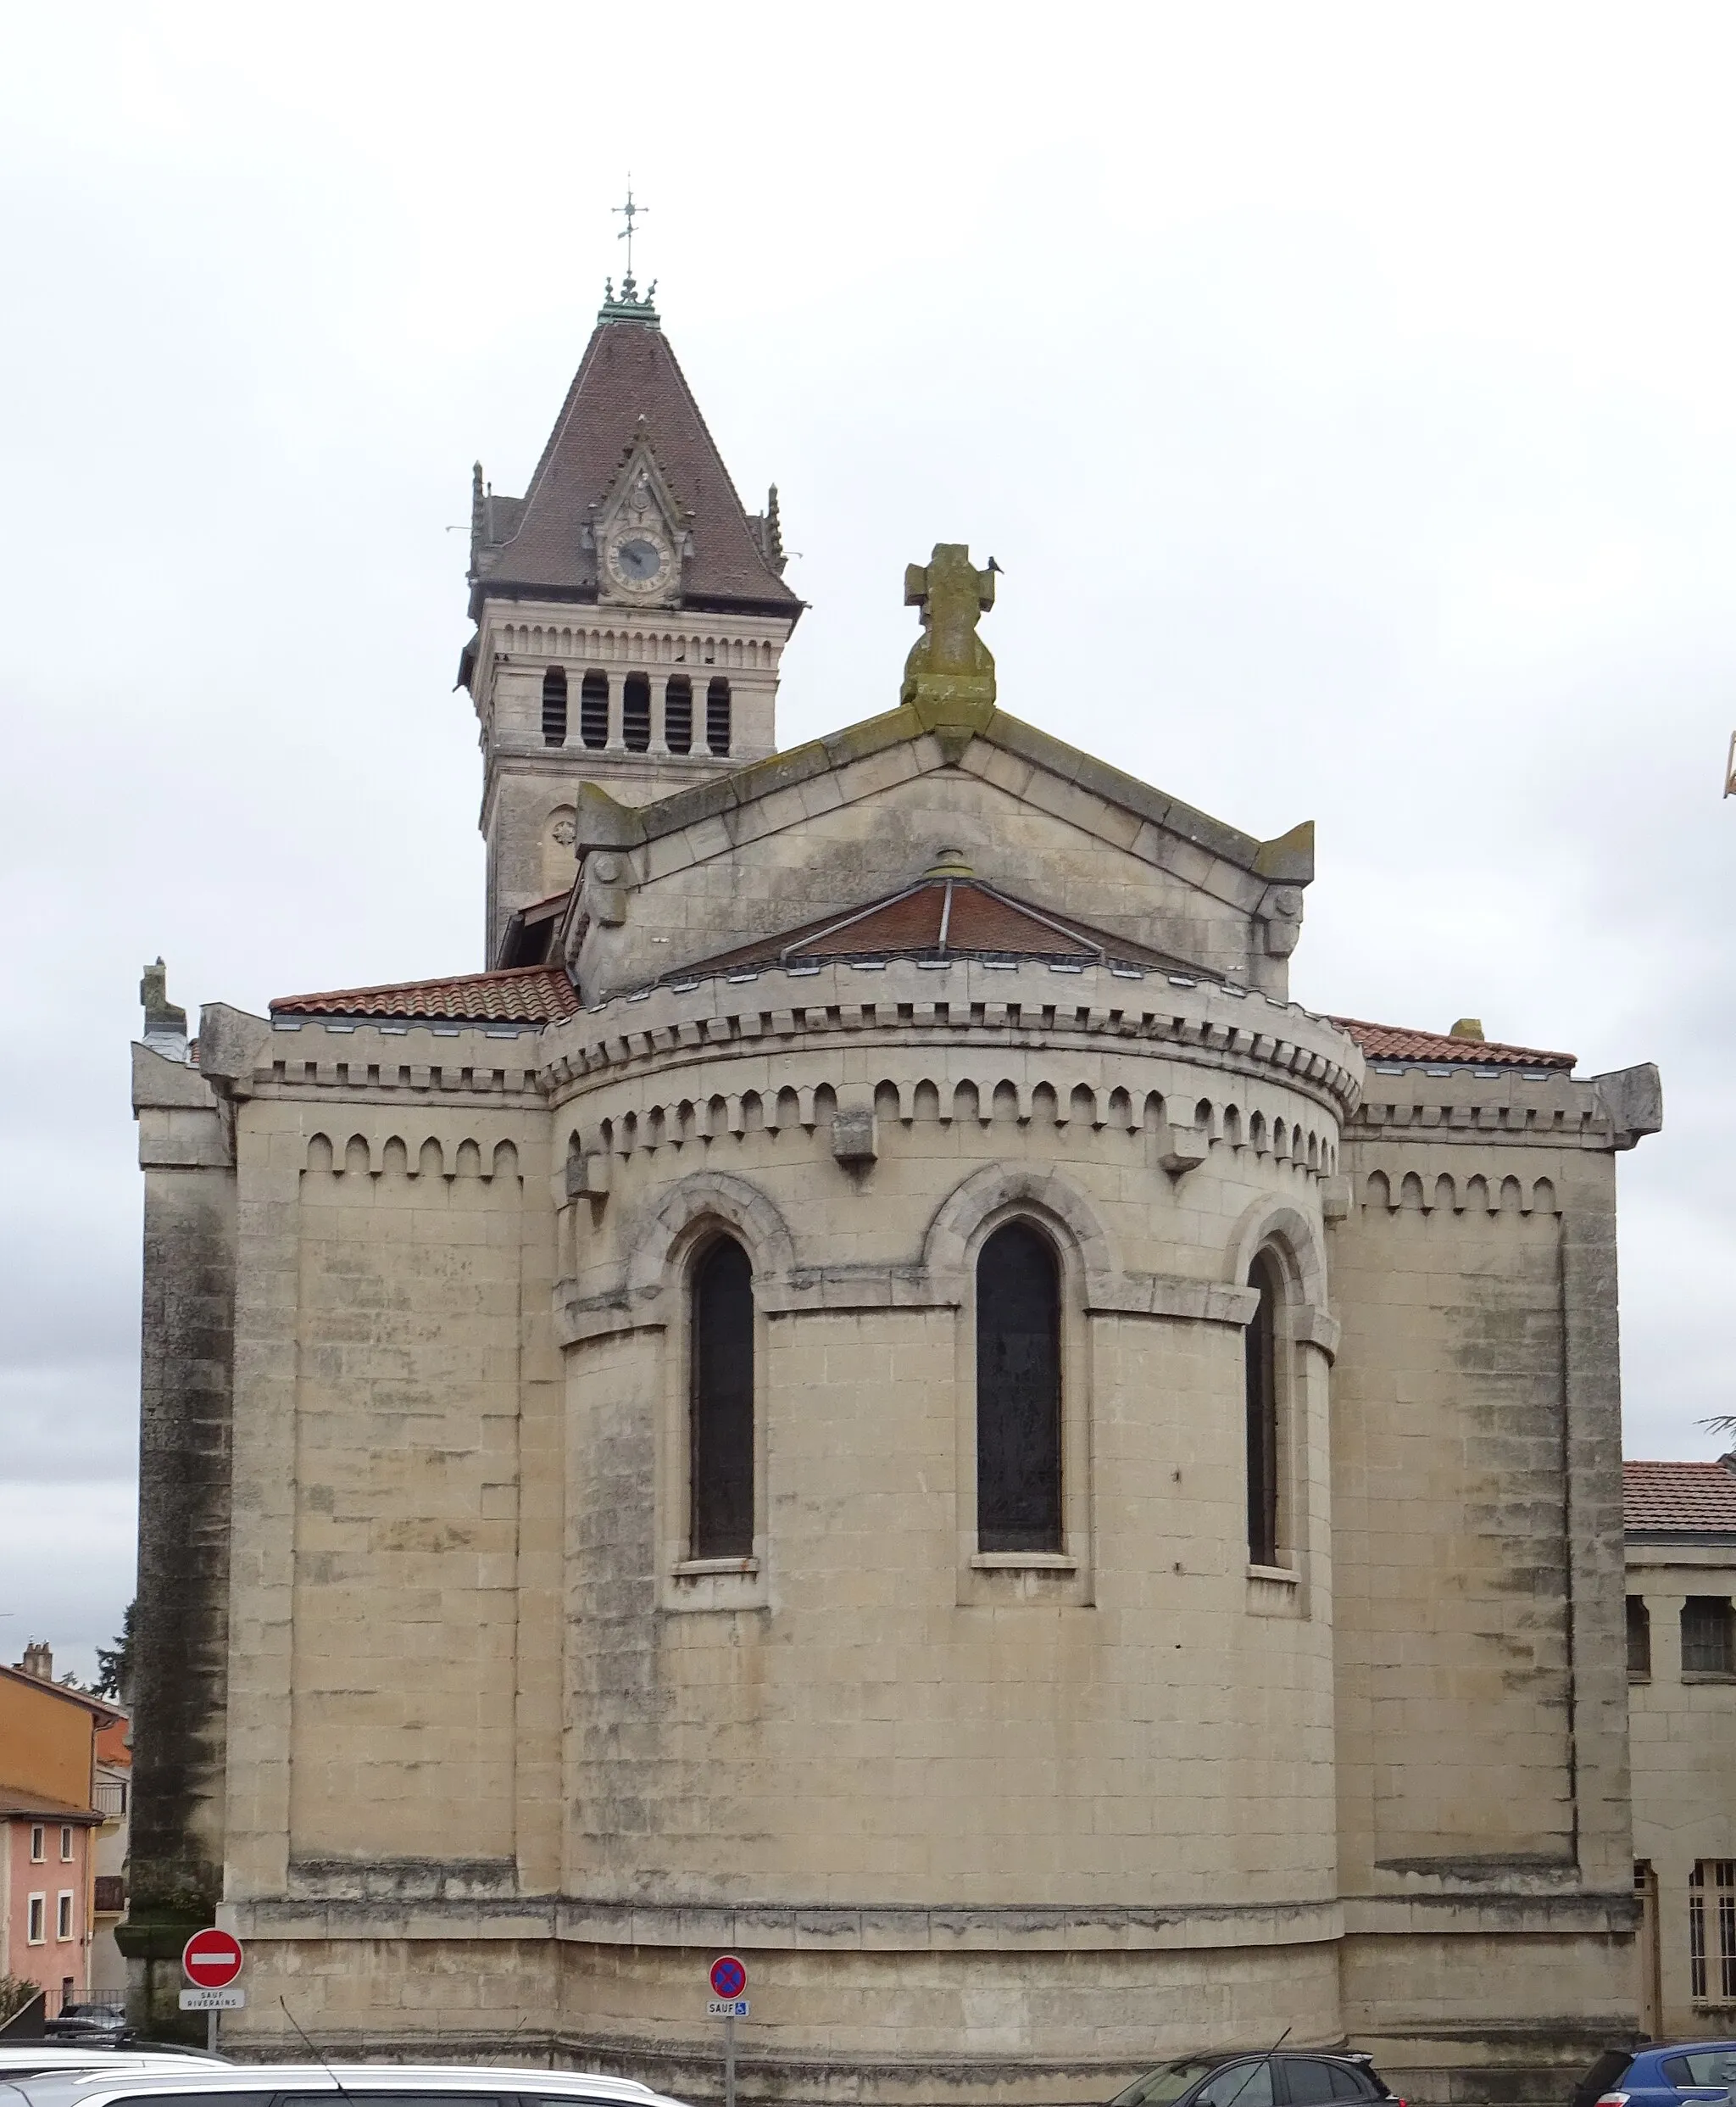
[592,426,689,549]
[565,698,1313,1006]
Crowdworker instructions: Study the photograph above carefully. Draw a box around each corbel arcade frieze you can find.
[541,956,1364,1119]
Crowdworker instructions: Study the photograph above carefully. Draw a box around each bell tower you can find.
[458,254,802,963]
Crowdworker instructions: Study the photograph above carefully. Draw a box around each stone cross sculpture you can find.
[900,543,997,719]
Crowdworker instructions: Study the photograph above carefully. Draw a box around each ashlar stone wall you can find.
[1333,1059,1643,2080]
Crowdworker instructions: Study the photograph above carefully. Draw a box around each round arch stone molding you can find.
[558,1169,798,1346]
[921,1162,1121,1306]
[1224,1196,1338,1358]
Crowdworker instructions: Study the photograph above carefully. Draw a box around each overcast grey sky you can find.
[3,3,1734,1680]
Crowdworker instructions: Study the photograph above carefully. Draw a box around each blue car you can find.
[1572,2043,1736,2107]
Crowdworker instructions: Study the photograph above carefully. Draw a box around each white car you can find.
[0,2066,690,2107]
[0,2059,228,2082]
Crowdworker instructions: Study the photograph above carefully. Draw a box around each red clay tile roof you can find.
[1333,1017,1575,1069]
[475,318,798,611]
[271,966,579,1026]
[1624,1458,1736,1535]
[678,874,1200,978]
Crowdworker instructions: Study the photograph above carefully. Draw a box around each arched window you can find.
[665,675,693,754]
[541,666,568,747]
[623,672,651,752]
[580,671,609,750]
[707,676,732,755]
[1245,1250,1282,1566]
[976,1222,1062,1552]
[1627,1595,1652,1679]
[691,1236,754,1558]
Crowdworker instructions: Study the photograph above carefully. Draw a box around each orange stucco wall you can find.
[0,1669,98,1809]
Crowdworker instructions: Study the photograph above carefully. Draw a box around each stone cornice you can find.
[225,1886,1631,1948]
[542,956,1364,1118]
[231,1892,1344,1952]
[1347,1062,1659,1153]
[570,696,1310,890]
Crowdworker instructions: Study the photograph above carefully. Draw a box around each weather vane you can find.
[615,180,648,300]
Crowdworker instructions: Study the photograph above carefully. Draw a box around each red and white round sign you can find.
[182,1928,243,1990]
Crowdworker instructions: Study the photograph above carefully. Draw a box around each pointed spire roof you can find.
[470,314,798,615]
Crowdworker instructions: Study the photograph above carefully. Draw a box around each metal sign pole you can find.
[725,2010,735,2107]
[207,2009,218,2056]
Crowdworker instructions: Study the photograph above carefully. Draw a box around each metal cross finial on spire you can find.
[614,180,648,300]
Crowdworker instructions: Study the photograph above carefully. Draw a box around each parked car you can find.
[0,2058,226,2081]
[0,2066,687,2107]
[1571,2043,1736,2107]
[42,2012,129,2050]
[1110,2052,1404,2107]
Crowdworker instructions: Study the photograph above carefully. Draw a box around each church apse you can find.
[126,266,1658,2102]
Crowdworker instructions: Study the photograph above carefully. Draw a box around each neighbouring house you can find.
[1627,1452,1736,2038]
[0,1647,122,2015]
[88,1706,132,1998]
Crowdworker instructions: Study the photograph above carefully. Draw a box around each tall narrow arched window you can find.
[623,672,651,752]
[541,666,568,747]
[1245,1250,1282,1566]
[580,670,609,750]
[665,674,693,754]
[691,1236,754,1558]
[976,1222,1062,1552]
[707,676,732,755]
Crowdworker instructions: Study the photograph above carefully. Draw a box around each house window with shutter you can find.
[1689,1860,1736,1999]
[1682,1597,1734,1675]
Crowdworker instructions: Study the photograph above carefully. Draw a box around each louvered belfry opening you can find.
[1245,1250,1281,1566]
[580,671,609,750]
[623,672,652,752]
[691,1236,754,1558]
[976,1222,1062,1552]
[541,666,568,747]
[707,675,732,755]
[665,675,693,755]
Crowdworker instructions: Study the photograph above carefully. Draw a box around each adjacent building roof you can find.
[1624,1458,1736,1537]
[0,1662,122,1726]
[270,966,581,1027]
[1332,1017,1576,1070]
[0,1786,103,1825]
[470,316,798,615]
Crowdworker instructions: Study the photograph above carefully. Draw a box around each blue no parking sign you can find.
[709,1954,748,2000]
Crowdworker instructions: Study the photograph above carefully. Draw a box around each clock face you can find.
[607,530,672,592]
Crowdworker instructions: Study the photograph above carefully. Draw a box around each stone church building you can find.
[127,273,1664,2104]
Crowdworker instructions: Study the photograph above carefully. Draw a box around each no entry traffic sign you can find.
[709,1954,747,2001]
[182,1928,244,1991]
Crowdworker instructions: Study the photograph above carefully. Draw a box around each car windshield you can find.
[1110,2060,1221,2107]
